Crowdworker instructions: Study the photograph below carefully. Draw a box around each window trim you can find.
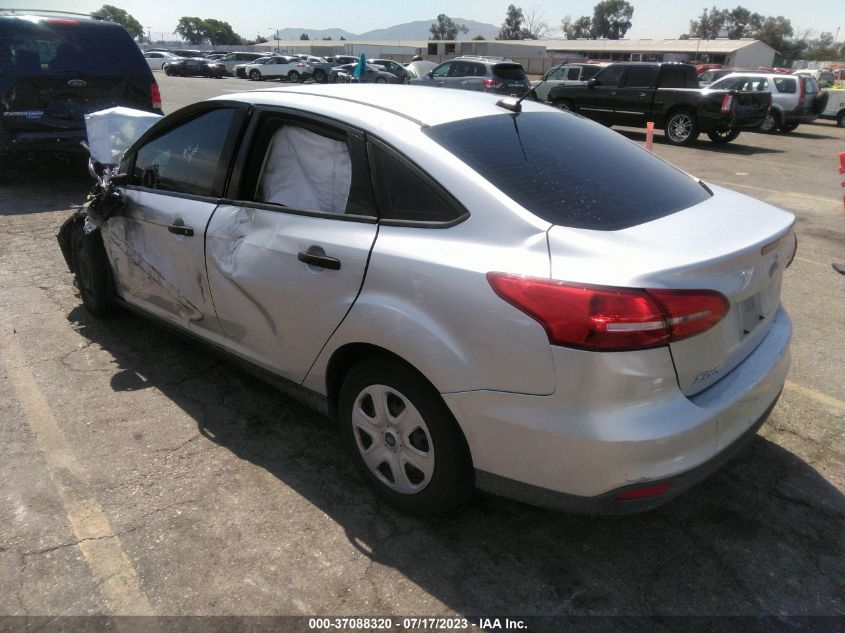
[223,105,379,222]
[366,136,469,229]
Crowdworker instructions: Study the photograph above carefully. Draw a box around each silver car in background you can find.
[530,62,607,102]
[60,86,795,515]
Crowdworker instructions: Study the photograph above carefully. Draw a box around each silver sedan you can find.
[60,85,795,515]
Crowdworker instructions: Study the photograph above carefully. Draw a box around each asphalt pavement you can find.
[0,71,843,631]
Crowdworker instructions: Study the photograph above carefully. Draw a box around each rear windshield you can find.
[0,20,148,77]
[493,64,526,80]
[423,112,711,230]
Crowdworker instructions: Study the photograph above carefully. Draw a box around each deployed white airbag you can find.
[259,126,351,213]
[85,106,163,165]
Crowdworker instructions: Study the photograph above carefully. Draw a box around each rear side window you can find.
[774,78,796,94]
[424,112,711,231]
[566,67,581,80]
[624,66,657,88]
[133,108,240,197]
[0,20,149,77]
[370,143,464,224]
[493,64,526,80]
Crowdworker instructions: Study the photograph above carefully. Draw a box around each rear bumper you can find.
[443,307,791,513]
[0,127,86,156]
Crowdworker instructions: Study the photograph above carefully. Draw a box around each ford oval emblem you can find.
[67,79,87,87]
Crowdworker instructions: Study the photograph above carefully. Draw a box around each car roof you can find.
[214,84,548,128]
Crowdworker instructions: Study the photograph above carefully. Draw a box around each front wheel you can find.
[339,359,473,515]
[375,76,387,84]
[707,128,741,143]
[665,110,699,146]
[248,69,261,81]
[837,112,845,128]
[71,226,118,317]
[287,70,300,82]
[314,69,327,83]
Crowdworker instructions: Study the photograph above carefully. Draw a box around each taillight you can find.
[483,78,502,89]
[487,273,730,351]
[297,63,306,67]
[797,77,806,107]
[720,93,733,113]
[614,481,672,500]
[150,83,161,110]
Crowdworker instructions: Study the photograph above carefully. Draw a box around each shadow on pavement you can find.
[0,155,90,216]
[67,304,845,622]
[614,129,784,155]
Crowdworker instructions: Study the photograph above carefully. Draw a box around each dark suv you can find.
[0,11,161,170]
[410,56,529,96]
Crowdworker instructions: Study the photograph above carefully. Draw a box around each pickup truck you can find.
[547,62,772,146]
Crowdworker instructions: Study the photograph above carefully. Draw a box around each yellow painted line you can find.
[794,256,834,267]
[785,380,845,414]
[0,327,154,616]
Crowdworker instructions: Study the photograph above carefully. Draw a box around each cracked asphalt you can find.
[0,74,843,630]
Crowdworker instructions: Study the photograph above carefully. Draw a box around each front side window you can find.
[595,65,623,87]
[133,108,240,197]
[432,62,451,78]
[624,66,657,88]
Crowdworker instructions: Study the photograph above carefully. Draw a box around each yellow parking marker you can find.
[0,326,154,616]
[785,380,845,414]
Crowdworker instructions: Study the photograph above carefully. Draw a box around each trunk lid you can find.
[547,184,795,396]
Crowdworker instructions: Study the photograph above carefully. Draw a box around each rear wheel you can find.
[837,112,845,128]
[249,69,261,81]
[779,121,799,133]
[339,359,473,516]
[287,70,300,82]
[707,128,741,143]
[665,110,699,146]
[314,69,327,83]
[71,225,118,317]
[552,99,575,112]
[759,111,778,133]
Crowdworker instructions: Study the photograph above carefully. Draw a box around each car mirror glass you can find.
[588,78,598,88]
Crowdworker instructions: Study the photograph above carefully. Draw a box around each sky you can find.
[13,0,845,42]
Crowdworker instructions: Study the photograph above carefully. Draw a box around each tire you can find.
[551,99,575,112]
[249,69,261,81]
[287,70,300,82]
[664,110,699,146]
[759,111,778,133]
[164,67,172,76]
[779,121,799,133]
[314,69,327,83]
[707,128,741,143]
[375,76,387,84]
[71,225,118,317]
[837,112,845,128]
[339,358,473,516]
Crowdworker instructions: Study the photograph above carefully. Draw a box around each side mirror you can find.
[588,78,598,88]
[427,71,434,78]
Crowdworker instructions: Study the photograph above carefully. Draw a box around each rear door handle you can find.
[298,250,341,270]
[168,224,194,237]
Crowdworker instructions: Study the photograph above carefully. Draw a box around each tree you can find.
[175,16,205,44]
[92,5,143,39]
[429,14,468,40]
[497,5,525,40]
[472,34,486,41]
[726,6,763,39]
[300,33,310,40]
[561,15,593,39]
[686,7,727,39]
[203,19,241,45]
[590,0,634,39]
[522,5,551,39]
[756,15,793,51]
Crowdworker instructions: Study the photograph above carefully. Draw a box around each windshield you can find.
[423,112,711,230]
[0,20,148,77]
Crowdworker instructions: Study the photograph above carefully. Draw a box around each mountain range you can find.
[274,18,500,42]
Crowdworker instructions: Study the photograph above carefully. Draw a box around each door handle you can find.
[298,250,341,270]
[167,224,194,237]
[639,92,647,97]
[610,91,617,96]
